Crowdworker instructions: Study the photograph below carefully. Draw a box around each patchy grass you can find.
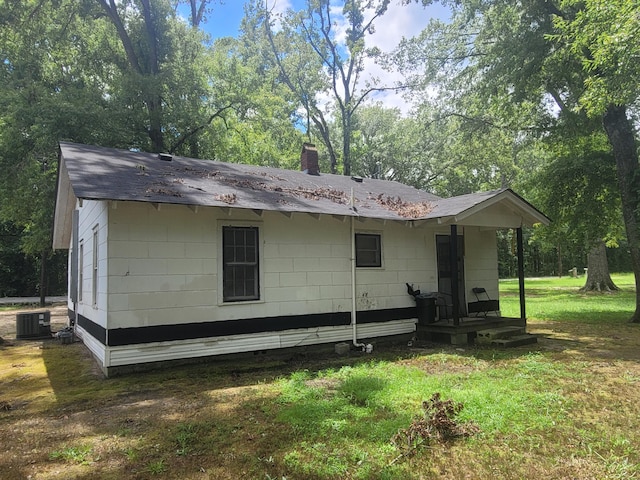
[1,280,640,479]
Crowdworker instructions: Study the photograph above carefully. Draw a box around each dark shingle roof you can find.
[59,142,442,221]
[57,142,549,227]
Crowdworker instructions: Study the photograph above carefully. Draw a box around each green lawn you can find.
[500,272,636,323]
[1,276,639,479]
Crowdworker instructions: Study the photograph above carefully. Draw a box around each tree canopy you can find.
[0,0,638,306]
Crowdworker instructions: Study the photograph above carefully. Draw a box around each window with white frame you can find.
[92,226,98,307]
[355,233,382,267]
[78,241,84,302]
[222,226,260,302]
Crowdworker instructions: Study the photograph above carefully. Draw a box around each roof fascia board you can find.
[452,191,509,222]
[454,189,550,226]
[52,155,76,249]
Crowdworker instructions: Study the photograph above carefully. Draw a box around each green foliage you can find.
[172,422,200,456]
[522,128,623,272]
[0,0,304,296]
[250,0,393,175]
[395,0,639,294]
[49,444,93,465]
[338,374,388,407]
[146,459,168,475]
[551,0,640,116]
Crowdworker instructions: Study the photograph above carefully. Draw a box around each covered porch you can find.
[410,189,550,346]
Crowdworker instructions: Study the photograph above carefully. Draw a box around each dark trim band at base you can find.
[77,307,417,347]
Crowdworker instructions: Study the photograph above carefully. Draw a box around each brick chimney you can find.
[301,143,319,175]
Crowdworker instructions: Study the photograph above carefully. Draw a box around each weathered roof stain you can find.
[57,142,549,225]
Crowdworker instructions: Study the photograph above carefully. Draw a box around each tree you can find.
[196,36,305,167]
[528,129,622,290]
[398,0,640,319]
[550,0,640,298]
[177,0,212,28]
[254,0,394,175]
[97,0,177,152]
[0,0,116,304]
[0,0,225,300]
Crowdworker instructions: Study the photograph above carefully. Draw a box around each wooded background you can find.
[0,1,637,318]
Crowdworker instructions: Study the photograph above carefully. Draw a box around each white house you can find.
[52,142,549,376]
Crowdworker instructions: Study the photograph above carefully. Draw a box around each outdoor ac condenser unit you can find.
[16,311,51,339]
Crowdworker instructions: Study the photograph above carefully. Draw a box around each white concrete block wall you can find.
[76,199,108,329]
[103,203,438,331]
[463,227,499,300]
[262,213,349,315]
[107,202,217,328]
[353,220,432,310]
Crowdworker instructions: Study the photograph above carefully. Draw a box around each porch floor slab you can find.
[416,317,527,345]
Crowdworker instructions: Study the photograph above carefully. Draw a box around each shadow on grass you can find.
[5,315,634,480]
[15,340,421,479]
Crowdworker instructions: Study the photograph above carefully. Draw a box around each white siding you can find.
[71,201,504,371]
[76,200,108,329]
[75,323,107,366]
[105,205,435,329]
[107,202,217,328]
[107,319,416,367]
[463,227,500,302]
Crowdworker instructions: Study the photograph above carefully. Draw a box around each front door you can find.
[436,234,466,316]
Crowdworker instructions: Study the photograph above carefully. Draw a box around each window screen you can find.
[355,233,382,267]
[223,226,260,301]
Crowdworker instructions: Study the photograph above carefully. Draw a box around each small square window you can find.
[355,233,382,267]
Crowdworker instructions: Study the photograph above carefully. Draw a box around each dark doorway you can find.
[436,234,466,316]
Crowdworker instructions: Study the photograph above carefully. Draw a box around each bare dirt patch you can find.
[0,304,69,340]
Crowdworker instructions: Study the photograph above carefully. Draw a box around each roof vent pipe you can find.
[158,153,172,162]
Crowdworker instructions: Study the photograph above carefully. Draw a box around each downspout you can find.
[350,188,366,350]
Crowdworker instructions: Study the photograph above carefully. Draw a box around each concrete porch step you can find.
[490,334,538,348]
[475,326,525,344]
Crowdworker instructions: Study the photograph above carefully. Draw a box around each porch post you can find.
[450,224,460,326]
[517,227,526,320]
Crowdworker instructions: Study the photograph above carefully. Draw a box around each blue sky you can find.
[191,0,449,42]
[198,1,247,38]
[185,0,450,112]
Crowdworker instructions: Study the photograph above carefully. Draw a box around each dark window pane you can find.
[355,233,381,267]
[223,226,260,301]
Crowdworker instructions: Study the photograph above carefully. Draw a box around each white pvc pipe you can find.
[350,188,366,350]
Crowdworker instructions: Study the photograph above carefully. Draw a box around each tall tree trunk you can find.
[557,244,563,278]
[99,0,164,153]
[147,94,164,153]
[343,112,352,176]
[580,241,618,292]
[602,105,640,322]
[39,249,47,307]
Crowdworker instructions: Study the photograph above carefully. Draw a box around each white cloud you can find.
[362,1,449,114]
[265,0,294,31]
[270,0,293,16]
[315,1,449,115]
